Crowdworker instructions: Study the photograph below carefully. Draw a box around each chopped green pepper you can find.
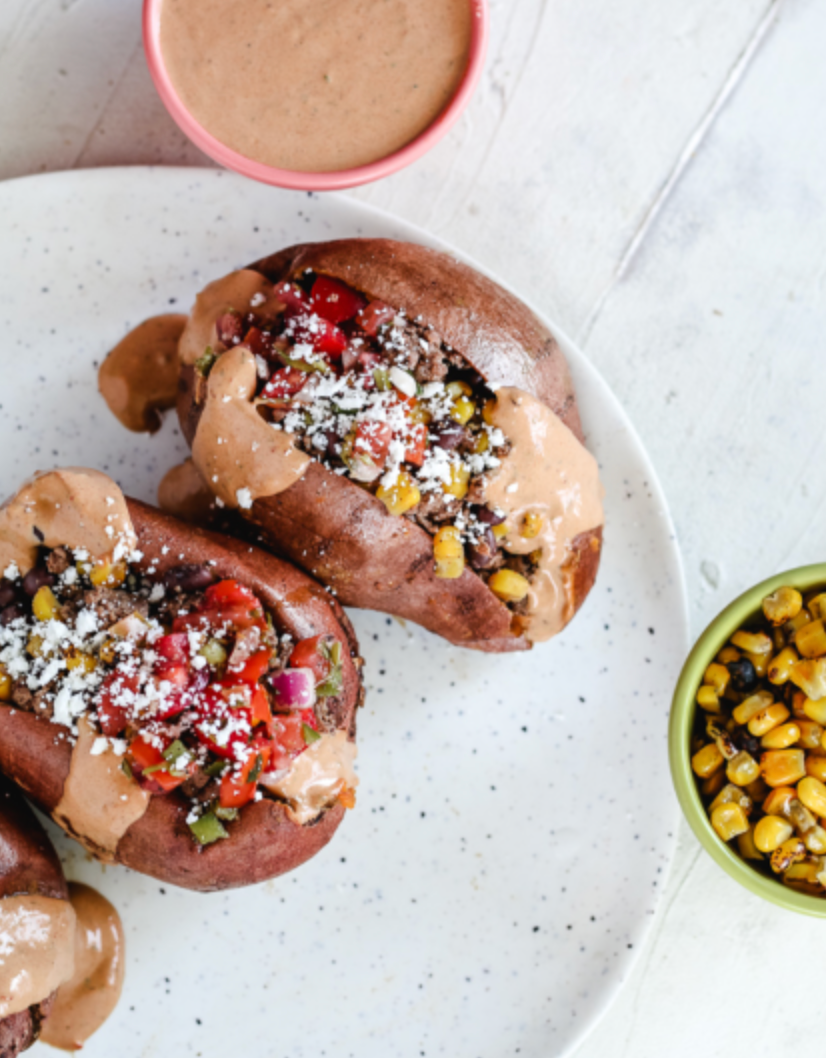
[188,811,229,846]
[195,346,217,377]
[302,723,322,745]
[215,806,239,822]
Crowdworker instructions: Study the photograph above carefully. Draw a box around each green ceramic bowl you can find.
[670,563,826,916]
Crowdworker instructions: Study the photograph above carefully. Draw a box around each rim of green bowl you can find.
[670,562,826,917]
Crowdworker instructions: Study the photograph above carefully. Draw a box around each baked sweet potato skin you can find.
[0,778,66,1058]
[0,501,363,893]
[178,238,603,650]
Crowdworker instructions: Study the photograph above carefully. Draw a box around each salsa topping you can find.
[0,548,355,845]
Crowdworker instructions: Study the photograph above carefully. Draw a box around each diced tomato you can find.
[204,580,259,611]
[287,313,348,358]
[260,366,309,402]
[154,659,188,688]
[96,670,140,737]
[155,633,190,664]
[240,326,274,359]
[310,276,366,324]
[155,666,209,722]
[273,280,311,314]
[219,739,272,808]
[250,685,272,727]
[288,635,333,685]
[404,422,427,467]
[215,312,244,347]
[127,735,187,794]
[356,300,396,336]
[192,688,253,760]
[353,421,392,469]
[226,648,271,685]
[269,714,306,770]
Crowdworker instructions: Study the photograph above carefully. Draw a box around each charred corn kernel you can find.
[783,860,822,884]
[32,586,59,622]
[696,685,721,713]
[89,560,127,587]
[407,401,432,426]
[701,769,727,797]
[804,825,826,854]
[785,609,813,637]
[787,798,816,834]
[762,749,807,787]
[732,630,773,656]
[473,431,489,455]
[492,523,508,541]
[0,666,10,702]
[710,784,752,814]
[794,619,826,659]
[797,720,824,750]
[748,703,790,737]
[65,650,97,675]
[445,381,472,400]
[98,637,118,665]
[520,512,543,539]
[717,645,741,665]
[806,754,826,782]
[808,593,826,621]
[442,463,470,500]
[737,827,764,860]
[704,663,731,695]
[747,651,770,678]
[26,634,44,658]
[768,646,800,685]
[761,722,801,750]
[763,587,803,625]
[771,837,806,874]
[772,627,787,652]
[450,396,476,426]
[482,399,497,425]
[710,803,750,842]
[791,691,809,719]
[762,786,796,816]
[745,777,769,802]
[754,815,794,852]
[707,719,737,760]
[727,751,760,786]
[798,776,826,817]
[733,691,774,725]
[376,472,420,516]
[802,697,826,725]
[488,569,530,604]
[433,526,465,581]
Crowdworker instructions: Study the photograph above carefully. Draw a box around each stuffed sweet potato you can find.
[0,469,363,892]
[175,238,604,652]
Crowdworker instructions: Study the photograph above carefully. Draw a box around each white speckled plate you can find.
[0,168,687,1058]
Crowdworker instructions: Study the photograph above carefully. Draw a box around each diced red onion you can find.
[269,667,316,710]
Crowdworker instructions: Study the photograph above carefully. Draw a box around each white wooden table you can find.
[1,0,823,1053]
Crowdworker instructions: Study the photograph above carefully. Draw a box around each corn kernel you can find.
[770,837,806,874]
[488,569,530,604]
[763,587,803,626]
[32,586,59,622]
[798,776,826,817]
[376,472,420,516]
[790,691,809,719]
[407,400,432,426]
[710,784,752,814]
[748,703,790,737]
[786,609,813,637]
[747,651,770,678]
[0,665,10,702]
[754,815,794,852]
[707,719,737,760]
[737,827,764,860]
[520,512,543,540]
[772,627,787,652]
[433,527,465,581]
[808,593,826,622]
[761,722,801,750]
[768,646,799,685]
[804,825,826,854]
[65,650,97,675]
[704,663,731,695]
[89,560,127,588]
[762,786,796,816]
[727,751,760,786]
[710,803,750,842]
[701,769,727,797]
[98,637,118,665]
[761,749,807,787]
[733,691,774,725]
[787,798,816,834]
[442,464,470,500]
[445,381,472,400]
[26,635,44,658]
[795,619,826,659]
[482,399,497,425]
[744,777,769,802]
[783,860,822,884]
[805,754,826,783]
[732,630,773,656]
[473,431,489,455]
[450,396,476,426]
[717,645,741,665]
[492,523,508,541]
[797,720,824,750]
[803,697,826,725]
[696,685,721,713]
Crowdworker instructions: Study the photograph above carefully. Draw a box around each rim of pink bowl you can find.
[142,0,490,192]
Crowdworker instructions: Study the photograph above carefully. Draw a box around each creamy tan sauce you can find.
[192,346,310,509]
[263,731,357,825]
[0,896,75,1018]
[158,458,217,524]
[160,0,473,173]
[54,718,150,862]
[0,469,138,578]
[99,314,188,433]
[40,883,124,1052]
[178,270,278,367]
[484,387,604,643]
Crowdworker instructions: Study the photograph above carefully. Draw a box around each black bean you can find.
[727,658,757,693]
[0,602,27,626]
[468,529,499,570]
[22,567,55,597]
[215,311,244,347]
[431,421,468,451]
[474,505,506,527]
[162,564,214,594]
[0,581,17,609]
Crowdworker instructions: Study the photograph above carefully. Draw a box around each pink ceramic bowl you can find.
[142,0,489,192]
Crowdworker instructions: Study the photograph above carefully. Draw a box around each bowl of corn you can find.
[670,563,826,915]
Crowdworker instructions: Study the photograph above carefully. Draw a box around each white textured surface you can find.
[1,0,823,1054]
